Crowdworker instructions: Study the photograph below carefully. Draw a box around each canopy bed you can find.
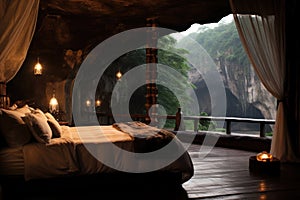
[0,105,193,199]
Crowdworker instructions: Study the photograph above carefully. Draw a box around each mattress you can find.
[0,146,24,176]
[0,123,194,183]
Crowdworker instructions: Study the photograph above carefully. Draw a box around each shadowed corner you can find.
[1,172,189,200]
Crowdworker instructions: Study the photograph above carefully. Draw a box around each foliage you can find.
[157,35,195,114]
[214,128,226,132]
[265,132,273,137]
[157,36,195,128]
[194,21,250,67]
[99,35,194,128]
[198,111,217,131]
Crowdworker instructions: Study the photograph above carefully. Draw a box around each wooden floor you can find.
[2,143,300,200]
[184,144,300,200]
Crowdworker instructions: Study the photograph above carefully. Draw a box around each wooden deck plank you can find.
[184,143,300,199]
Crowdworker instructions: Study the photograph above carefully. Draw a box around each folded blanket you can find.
[112,121,175,153]
[112,121,174,139]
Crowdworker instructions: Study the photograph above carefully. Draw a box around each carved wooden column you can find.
[0,82,10,108]
[145,17,158,125]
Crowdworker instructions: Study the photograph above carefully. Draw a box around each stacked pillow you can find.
[44,112,62,138]
[21,108,53,144]
[0,105,62,148]
[0,106,32,147]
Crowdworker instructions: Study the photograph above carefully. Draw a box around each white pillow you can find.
[16,104,33,114]
[22,111,52,144]
[0,108,32,147]
[45,112,62,138]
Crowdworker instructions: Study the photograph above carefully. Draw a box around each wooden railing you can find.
[95,108,276,138]
[183,115,275,137]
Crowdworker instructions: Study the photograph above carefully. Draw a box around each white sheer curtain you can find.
[230,0,298,161]
[0,0,40,83]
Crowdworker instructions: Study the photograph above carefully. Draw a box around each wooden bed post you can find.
[145,17,158,126]
[0,82,10,108]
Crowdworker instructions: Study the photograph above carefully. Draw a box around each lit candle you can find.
[256,151,273,162]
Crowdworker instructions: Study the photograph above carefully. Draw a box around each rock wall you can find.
[188,56,277,132]
[217,55,277,120]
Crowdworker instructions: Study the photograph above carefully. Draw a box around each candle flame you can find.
[256,151,273,162]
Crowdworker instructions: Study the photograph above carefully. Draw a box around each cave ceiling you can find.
[25,0,231,81]
[31,0,231,53]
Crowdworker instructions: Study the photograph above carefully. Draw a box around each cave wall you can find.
[7,48,84,124]
[219,56,277,120]
[189,54,277,132]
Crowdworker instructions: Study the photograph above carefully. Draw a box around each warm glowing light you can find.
[86,100,91,107]
[116,71,122,80]
[256,151,273,162]
[95,100,101,107]
[259,181,266,192]
[34,58,43,75]
[49,95,59,113]
[259,194,267,200]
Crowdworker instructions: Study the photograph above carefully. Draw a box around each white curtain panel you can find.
[230,0,298,161]
[0,0,40,83]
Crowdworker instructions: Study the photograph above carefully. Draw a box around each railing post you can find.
[226,119,231,135]
[194,119,198,132]
[174,107,185,131]
[260,122,266,137]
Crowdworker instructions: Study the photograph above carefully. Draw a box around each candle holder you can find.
[249,151,280,175]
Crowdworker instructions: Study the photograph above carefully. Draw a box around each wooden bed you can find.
[0,105,193,199]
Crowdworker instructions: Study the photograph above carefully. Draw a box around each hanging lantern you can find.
[116,70,122,80]
[49,94,59,114]
[34,57,43,75]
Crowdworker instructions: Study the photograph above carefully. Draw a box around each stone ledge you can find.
[175,131,271,153]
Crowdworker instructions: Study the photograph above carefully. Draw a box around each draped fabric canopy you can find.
[0,0,40,83]
[230,0,298,161]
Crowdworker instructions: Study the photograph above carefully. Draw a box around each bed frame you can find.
[1,171,185,199]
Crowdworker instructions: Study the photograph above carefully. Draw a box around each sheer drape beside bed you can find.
[230,0,299,162]
[0,0,40,82]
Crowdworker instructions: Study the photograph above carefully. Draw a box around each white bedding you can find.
[0,146,24,175]
[8,123,193,183]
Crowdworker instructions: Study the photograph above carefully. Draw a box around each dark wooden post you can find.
[145,17,158,126]
[0,82,10,108]
[174,107,185,131]
[260,122,266,137]
[226,119,231,135]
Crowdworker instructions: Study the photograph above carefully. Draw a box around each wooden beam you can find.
[145,17,159,125]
